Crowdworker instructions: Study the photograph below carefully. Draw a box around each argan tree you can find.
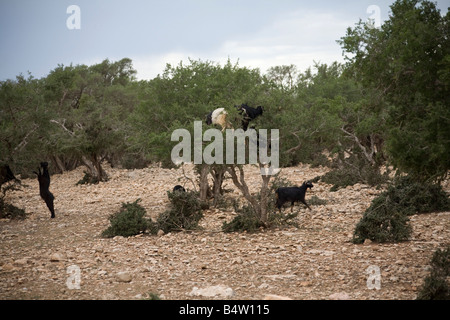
[338,0,450,182]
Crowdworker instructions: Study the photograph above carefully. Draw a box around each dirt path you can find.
[0,163,448,300]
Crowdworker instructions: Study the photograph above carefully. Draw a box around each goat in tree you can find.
[236,103,263,131]
[205,107,232,131]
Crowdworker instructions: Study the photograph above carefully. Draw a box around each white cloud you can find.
[132,9,352,80]
[215,10,351,71]
[132,52,192,80]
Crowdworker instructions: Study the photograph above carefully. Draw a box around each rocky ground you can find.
[0,163,448,300]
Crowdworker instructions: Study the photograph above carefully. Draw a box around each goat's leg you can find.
[44,192,55,218]
[302,200,311,210]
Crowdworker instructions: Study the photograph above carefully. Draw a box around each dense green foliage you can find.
[417,246,450,300]
[0,197,26,220]
[102,192,204,237]
[0,57,389,183]
[222,175,301,233]
[222,204,265,233]
[102,199,149,238]
[353,208,412,244]
[339,0,450,182]
[353,176,449,243]
[1,1,448,239]
[156,190,204,233]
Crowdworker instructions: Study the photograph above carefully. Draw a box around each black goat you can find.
[0,164,20,187]
[173,185,186,192]
[34,162,55,218]
[275,181,313,212]
[236,103,263,131]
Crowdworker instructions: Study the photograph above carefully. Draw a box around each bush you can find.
[156,190,203,233]
[0,183,26,220]
[320,154,389,191]
[76,172,100,185]
[222,204,265,233]
[102,199,150,238]
[222,175,301,233]
[352,175,449,244]
[379,176,450,216]
[353,206,412,244]
[309,195,328,206]
[417,246,450,300]
[0,198,26,220]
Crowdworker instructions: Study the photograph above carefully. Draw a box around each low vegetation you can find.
[353,176,450,244]
[102,191,204,238]
[101,199,149,238]
[416,246,450,300]
[156,190,204,234]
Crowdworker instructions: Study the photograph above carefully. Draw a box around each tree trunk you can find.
[51,155,66,174]
[226,165,261,218]
[211,166,226,207]
[81,154,108,182]
[198,164,210,202]
[226,164,273,226]
[259,165,272,224]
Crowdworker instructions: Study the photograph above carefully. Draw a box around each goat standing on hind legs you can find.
[34,162,55,218]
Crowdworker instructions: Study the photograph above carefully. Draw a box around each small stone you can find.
[389,276,399,282]
[116,271,132,283]
[189,285,235,298]
[1,263,15,272]
[329,292,350,300]
[50,253,65,262]
[300,281,312,287]
[14,258,29,266]
[258,283,269,289]
[157,229,165,237]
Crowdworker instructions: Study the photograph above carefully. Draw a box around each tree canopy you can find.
[1,0,448,187]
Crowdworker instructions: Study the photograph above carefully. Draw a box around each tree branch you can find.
[13,123,39,154]
[50,119,75,136]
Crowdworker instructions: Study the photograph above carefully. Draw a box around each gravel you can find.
[0,163,448,300]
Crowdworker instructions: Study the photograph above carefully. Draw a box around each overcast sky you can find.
[0,0,447,81]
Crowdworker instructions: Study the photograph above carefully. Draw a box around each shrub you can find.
[309,195,328,206]
[417,246,450,300]
[222,204,264,233]
[76,172,99,185]
[222,175,300,233]
[379,176,450,216]
[102,199,149,238]
[352,175,449,244]
[142,292,162,300]
[0,183,26,220]
[0,198,26,220]
[352,206,412,244]
[156,190,203,233]
[320,154,389,191]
